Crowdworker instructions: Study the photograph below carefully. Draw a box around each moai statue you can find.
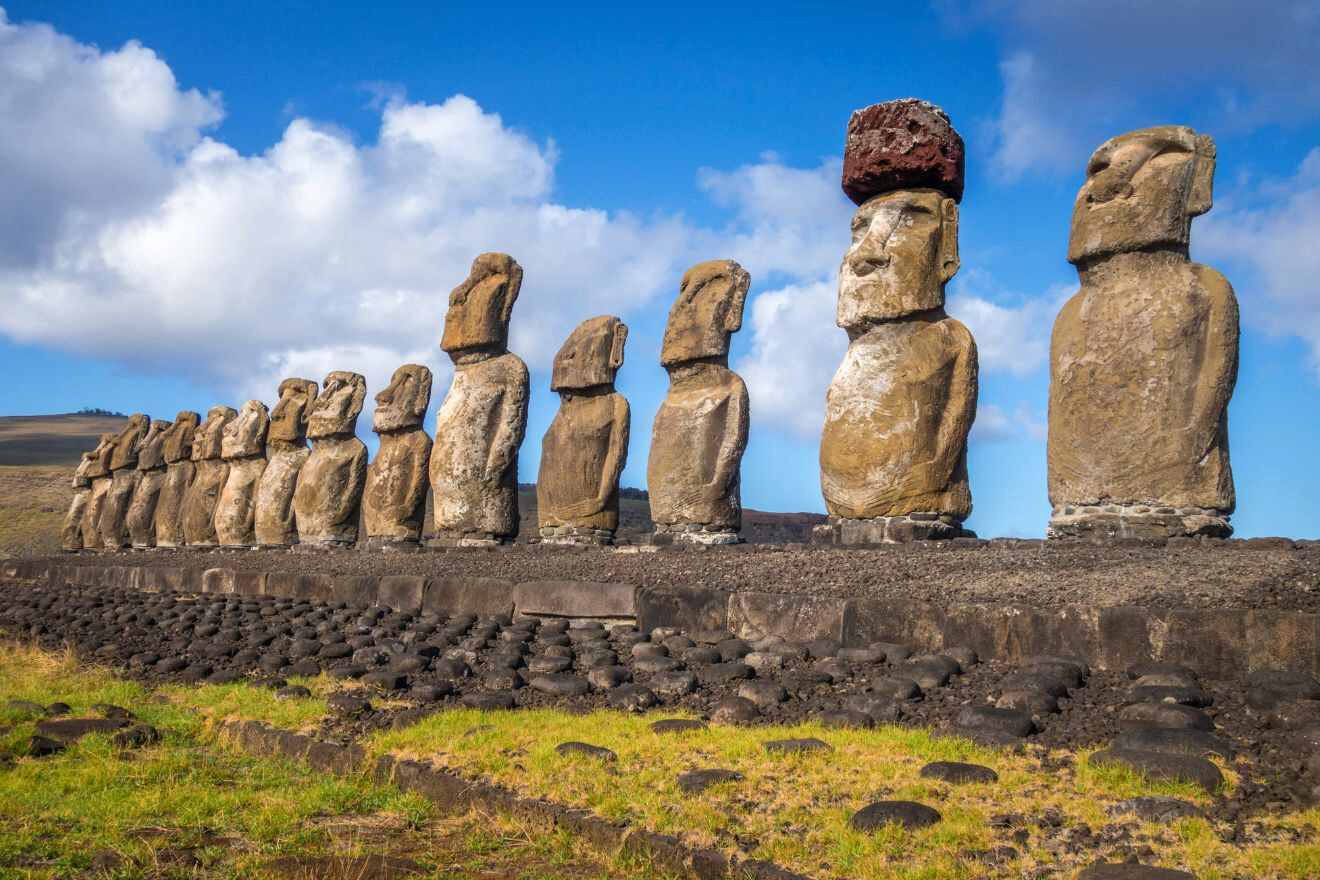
[98,413,150,550]
[1048,126,1238,540]
[214,400,271,547]
[82,434,115,550]
[254,378,318,548]
[429,253,529,546]
[62,445,102,552]
[816,99,979,545]
[153,411,200,549]
[181,405,237,548]
[292,371,368,548]
[538,316,630,545]
[125,418,172,548]
[363,364,434,550]
[647,261,750,545]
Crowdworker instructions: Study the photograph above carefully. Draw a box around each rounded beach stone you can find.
[819,709,875,729]
[1112,727,1232,759]
[764,737,831,755]
[738,681,788,707]
[650,718,708,734]
[1108,797,1203,823]
[677,768,743,794]
[1088,748,1223,793]
[555,741,617,761]
[850,800,942,831]
[1076,864,1194,880]
[1118,702,1213,731]
[461,692,516,711]
[275,685,312,700]
[607,683,658,712]
[648,670,698,697]
[919,761,998,784]
[530,674,590,697]
[954,705,1035,739]
[711,696,760,725]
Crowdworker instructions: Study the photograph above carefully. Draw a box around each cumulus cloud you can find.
[946,271,1072,377]
[971,403,1046,443]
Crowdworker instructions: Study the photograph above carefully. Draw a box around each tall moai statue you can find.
[429,253,529,547]
[82,434,115,550]
[99,413,150,550]
[1048,126,1238,540]
[293,371,368,548]
[62,445,102,552]
[816,99,979,545]
[181,405,237,548]
[215,400,271,547]
[255,378,318,548]
[538,316,630,545]
[648,261,750,545]
[364,364,434,550]
[153,412,200,549]
[125,418,172,548]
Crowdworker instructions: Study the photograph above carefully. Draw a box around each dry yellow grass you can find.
[0,465,71,556]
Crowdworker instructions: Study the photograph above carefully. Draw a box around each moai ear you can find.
[411,366,433,418]
[1188,134,1216,218]
[350,376,368,418]
[500,262,524,323]
[724,265,750,334]
[609,321,629,370]
[939,198,960,283]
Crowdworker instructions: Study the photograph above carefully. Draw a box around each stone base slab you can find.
[426,531,511,548]
[538,526,615,546]
[811,514,970,545]
[650,523,741,546]
[360,537,424,553]
[1049,504,1232,540]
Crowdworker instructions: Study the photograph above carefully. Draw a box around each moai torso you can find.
[215,400,270,547]
[62,446,101,552]
[293,371,368,547]
[364,364,434,545]
[81,435,115,549]
[99,414,149,550]
[153,412,199,549]
[126,419,171,548]
[255,378,317,547]
[182,406,236,547]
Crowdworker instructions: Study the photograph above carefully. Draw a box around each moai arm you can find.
[1190,265,1240,465]
[484,361,529,483]
[326,442,369,529]
[925,325,979,492]
[597,395,631,511]
[709,376,749,502]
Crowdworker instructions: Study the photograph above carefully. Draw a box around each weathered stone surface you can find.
[365,364,433,545]
[78,434,116,550]
[1089,748,1223,793]
[153,412,199,549]
[294,372,368,547]
[842,99,965,205]
[850,800,942,831]
[1077,865,1194,880]
[430,254,529,545]
[125,419,171,548]
[182,406,236,547]
[99,413,149,550]
[676,768,742,794]
[255,378,317,547]
[1049,127,1236,539]
[919,761,998,784]
[513,580,636,620]
[728,592,846,643]
[62,441,106,551]
[648,260,750,542]
[215,400,270,547]
[538,317,630,543]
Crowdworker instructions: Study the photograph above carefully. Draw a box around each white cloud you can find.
[986,51,1081,182]
[971,403,1046,444]
[946,271,1072,377]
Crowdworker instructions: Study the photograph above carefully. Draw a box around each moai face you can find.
[440,253,523,358]
[837,189,959,329]
[268,378,318,444]
[193,406,237,461]
[162,411,200,463]
[136,419,173,471]
[307,371,366,439]
[1067,125,1215,265]
[373,364,433,433]
[109,413,150,471]
[660,260,750,367]
[551,316,627,391]
[222,400,270,459]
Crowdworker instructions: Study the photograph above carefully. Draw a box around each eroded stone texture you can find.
[820,101,978,541]
[125,419,172,549]
[81,435,115,549]
[430,254,529,546]
[62,442,106,552]
[293,372,368,548]
[364,364,433,548]
[181,406,236,548]
[1048,126,1237,540]
[215,400,270,547]
[98,414,150,551]
[254,378,317,548]
[153,412,199,549]
[648,261,750,545]
[538,316,630,545]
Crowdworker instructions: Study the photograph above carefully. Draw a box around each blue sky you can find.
[2,1,1318,538]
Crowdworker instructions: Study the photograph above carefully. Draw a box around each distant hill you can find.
[0,413,127,466]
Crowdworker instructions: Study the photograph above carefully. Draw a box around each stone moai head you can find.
[1067,125,1216,266]
[660,260,750,367]
[222,400,270,460]
[193,406,237,461]
[162,411,200,464]
[440,252,523,360]
[551,316,628,391]
[268,378,318,444]
[373,364,433,432]
[73,445,99,487]
[136,419,173,471]
[109,413,151,471]
[307,371,366,439]
[837,99,964,329]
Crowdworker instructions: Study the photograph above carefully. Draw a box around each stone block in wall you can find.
[635,586,730,634]
[293,574,335,603]
[331,576,378,608]
[1160,609,1247,679]
[842,598,946,650]
[1247,610,1320,677]
[1098,606,1165,671]
[379,576,424,612]
[263,572,299,599]
[423,577,515,618]
[513,580,636,619]
[202,568,236,594]
[728,592,846,643]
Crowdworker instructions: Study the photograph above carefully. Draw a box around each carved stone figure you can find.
[538,316,630,545]
[125,418,172,548]
[215,400,270,547]
[1048,126,1238,540]
[99,413,150,550]
[62,444,103,552]
[181,406,236,548]
[254,378,317,547]
[429,253,529,546]
[818,99,979,544]
[364,364,433,549]
[153,411,200,549]
[82,434,115,550]
[647,261,750,545]
[293,371,367,548]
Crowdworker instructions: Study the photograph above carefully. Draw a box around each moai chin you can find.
[817,99,979,545]
[125,418,172,549]
[254,378,317,548]
[647,260,750,545]
[214,400,270,547]
[98,413,150,551]
[292,371,368,548]
[429,253,529,547]
[538,316,630,546]
[363,364,434,549]
[62,444,102,552]
[153,411,200,549]
[181,406,237,548]
[81,433,116,550]
[1048,126,1238,540]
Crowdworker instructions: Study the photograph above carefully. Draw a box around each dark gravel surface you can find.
[31,536,1320,610]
